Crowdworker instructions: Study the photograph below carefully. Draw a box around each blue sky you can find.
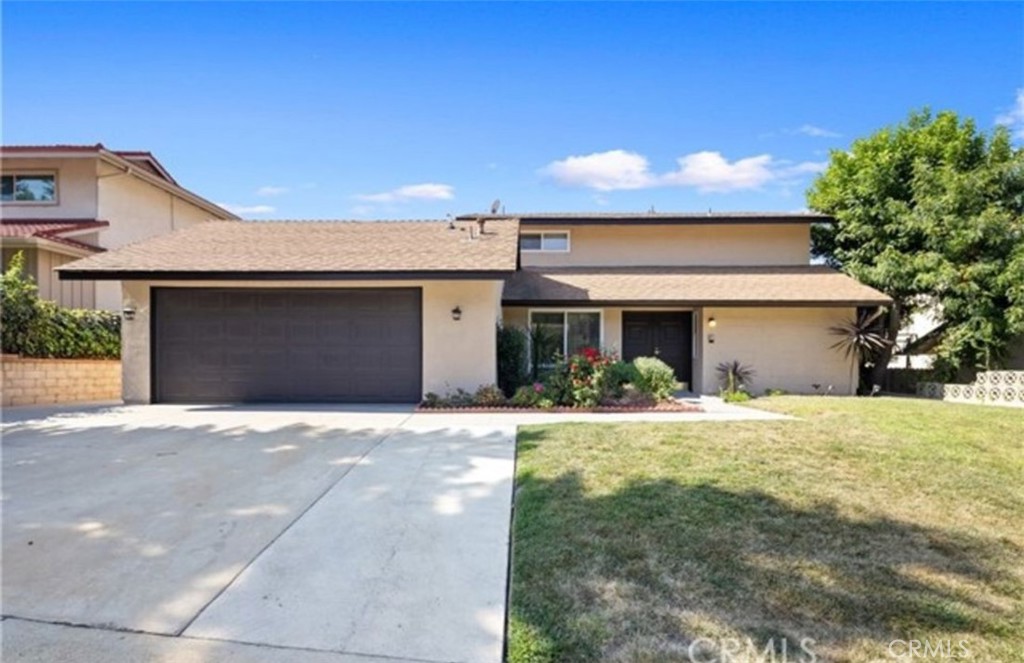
[3,2,1022,219]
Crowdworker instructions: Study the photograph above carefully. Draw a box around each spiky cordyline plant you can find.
[829,309,893,394]
[716,360,756,394]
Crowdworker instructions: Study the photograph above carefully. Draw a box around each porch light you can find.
[122,306,136,321]
[708,317,717,328]
[451,305,462,321]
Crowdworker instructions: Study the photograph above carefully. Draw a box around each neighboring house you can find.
[57,212,890,404]
[0,144,237,310]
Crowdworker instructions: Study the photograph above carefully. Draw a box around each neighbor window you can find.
[520,231,569,252]
[528,310,601,365]
[1,173,56,202]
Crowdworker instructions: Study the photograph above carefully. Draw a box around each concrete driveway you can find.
[1,405,516,663]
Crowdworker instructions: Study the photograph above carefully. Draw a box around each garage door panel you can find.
[154,288,422,403]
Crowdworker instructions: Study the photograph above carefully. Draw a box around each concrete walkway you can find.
[2,405,515,663]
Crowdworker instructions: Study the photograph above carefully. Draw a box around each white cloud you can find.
[793,124,841,138]
[540,150,655,191]
[354,183,455,203]
[996,88,1024,139]
[256,185,289,197]
[217,203,275,215]
[663,151,776,192]
[540,149,825,193]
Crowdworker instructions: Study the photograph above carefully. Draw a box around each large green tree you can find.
[808,110,1024,382]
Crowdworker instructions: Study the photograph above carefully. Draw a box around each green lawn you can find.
[508,397,1024,663]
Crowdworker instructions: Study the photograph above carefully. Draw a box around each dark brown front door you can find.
[153,288,422,403]
[622,311,693,386]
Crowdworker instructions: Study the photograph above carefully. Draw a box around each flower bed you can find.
[416,401,703,413]
[422,347,703,412]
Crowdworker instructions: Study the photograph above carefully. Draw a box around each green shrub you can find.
[511,383,546,407]
[496,324,529,396]
[541,347,616,407]
[1,252,120,359]
[722,389,753,403]
[763,387,788,397]
[474,384,507,407]
[599,360,638,399]
[632,356,679,401]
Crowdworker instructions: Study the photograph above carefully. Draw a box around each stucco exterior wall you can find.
[700,307,857,395]
[0,157,99,219]
[503,304,853,394]
[121,279,503,403]
[520,224,811,268]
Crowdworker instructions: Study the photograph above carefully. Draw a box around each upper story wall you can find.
[0,157,99,219]
[97,161,217,250]
[519,223,812,267]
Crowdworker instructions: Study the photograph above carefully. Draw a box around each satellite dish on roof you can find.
[490,199,501,214]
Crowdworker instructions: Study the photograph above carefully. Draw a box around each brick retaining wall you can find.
[1,354,122,407]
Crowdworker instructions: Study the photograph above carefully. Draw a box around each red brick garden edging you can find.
[415,402,703,413]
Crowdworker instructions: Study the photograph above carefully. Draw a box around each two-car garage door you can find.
[153,288,422,403]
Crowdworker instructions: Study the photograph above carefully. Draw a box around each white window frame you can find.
[527,309,604,362]
[1,170,59,206]
[520,230,571,253]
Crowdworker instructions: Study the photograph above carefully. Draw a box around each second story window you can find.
[520,231,570,252]
[1,173,57,203]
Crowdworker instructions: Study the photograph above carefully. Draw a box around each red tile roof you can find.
[0,219,108,253]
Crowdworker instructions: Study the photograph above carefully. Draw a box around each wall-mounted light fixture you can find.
[451,305,462,321]
[708,317,717,329]
[122,306,136,321]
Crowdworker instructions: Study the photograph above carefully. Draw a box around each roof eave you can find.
[2,236,102,258]
[57,269,517,281]
[500,298,891,307]
[457,214,834,226]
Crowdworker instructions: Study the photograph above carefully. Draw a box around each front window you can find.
[528,310,601,365]
[1,173,56,202]
[520,231,570,252]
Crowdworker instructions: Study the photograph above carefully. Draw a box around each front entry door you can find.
[622,311,693,387]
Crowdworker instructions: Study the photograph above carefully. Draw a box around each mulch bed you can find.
[415,402,704,413]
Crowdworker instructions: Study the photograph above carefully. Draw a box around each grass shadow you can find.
[509,432,1023,662]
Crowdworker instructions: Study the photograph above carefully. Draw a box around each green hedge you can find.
[1,252,120,359]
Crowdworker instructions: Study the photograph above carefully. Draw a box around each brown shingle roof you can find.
[57,219,520,279]
[502,266,891,306]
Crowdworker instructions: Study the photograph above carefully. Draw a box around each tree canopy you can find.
[808,109,1024,378]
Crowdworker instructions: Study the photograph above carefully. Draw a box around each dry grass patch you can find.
[508,397,1024,663]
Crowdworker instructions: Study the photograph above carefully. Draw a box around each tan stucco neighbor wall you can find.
[95,170,223,311]
[2,355,121,406]
[700,307,857,395]
[121,279,503,403]
[0,157,99,219]
[520,224,811,268]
